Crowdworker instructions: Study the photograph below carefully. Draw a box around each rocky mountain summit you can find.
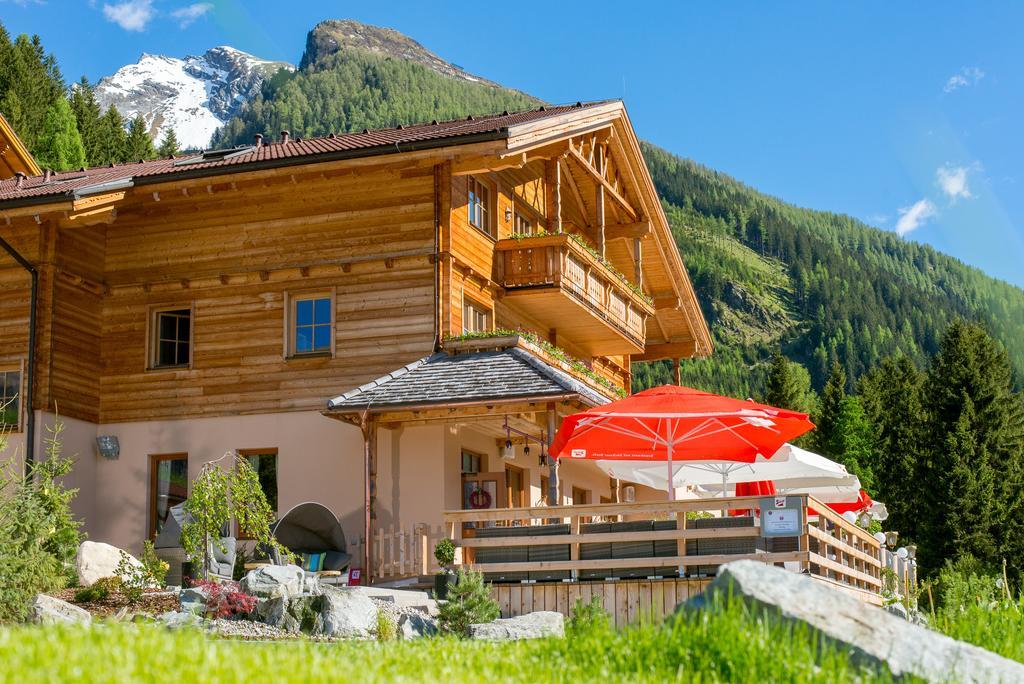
[94,46,292,150]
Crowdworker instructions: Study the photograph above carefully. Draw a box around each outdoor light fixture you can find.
[873,531,887,545]
[538,451,547,468]
[896,547,909,560]
[623,485,636,503]
[885,530,900,549]
[504,206,513,222]
[857,512,873,529]
[523,444,531,457]
[502,437,515,461]
[906,545,917,560]
[96,435,120,460]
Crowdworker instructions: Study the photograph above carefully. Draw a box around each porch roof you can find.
[325,347,609,415]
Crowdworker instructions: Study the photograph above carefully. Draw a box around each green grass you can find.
[932,593,1024,664]
[0,601,896,684]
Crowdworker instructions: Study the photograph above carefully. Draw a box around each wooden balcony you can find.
[444,495,910,615]
[495,234,655,356]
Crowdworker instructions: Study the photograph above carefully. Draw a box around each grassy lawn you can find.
[0,602,897,684]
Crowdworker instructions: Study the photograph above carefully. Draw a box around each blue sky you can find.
[3,1,1023,287]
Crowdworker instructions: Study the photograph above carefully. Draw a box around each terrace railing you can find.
[443,495,890,605]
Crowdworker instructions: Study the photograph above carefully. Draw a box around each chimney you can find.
[254,133,263,148]
[43,168,52,183]
[280,130,290,144]
[14,172,25,189]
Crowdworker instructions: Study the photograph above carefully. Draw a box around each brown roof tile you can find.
[0,102,608,206]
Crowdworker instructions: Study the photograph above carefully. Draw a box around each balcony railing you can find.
[444,495,904,606]
[495,234,655,356]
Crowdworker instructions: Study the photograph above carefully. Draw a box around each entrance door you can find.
[461,471,506,531]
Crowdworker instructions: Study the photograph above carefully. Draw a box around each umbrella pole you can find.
[666,425,675,502]
[721,470,728,498]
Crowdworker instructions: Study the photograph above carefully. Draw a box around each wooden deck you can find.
[444,494,905,622]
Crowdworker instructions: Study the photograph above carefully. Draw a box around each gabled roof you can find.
[326,347,608,414]
[0,112,41,179]
[0,102,610,205]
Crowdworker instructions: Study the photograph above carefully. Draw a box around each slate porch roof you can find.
[325,347,609,414]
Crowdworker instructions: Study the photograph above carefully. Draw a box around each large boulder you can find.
[76,541,146,587]
[31,594,92,626]
[240,564,306,599]
[468,611,564,641]
[684,560,1024,683]
[179,586,209,614]
[321,586,377,638]
[259,594,325,634]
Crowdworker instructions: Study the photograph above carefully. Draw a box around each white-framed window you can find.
[467,176,493,237]
[462,296,492,334]
[149,306,192,369]
[287,292,334,357]
[0,369,21,430]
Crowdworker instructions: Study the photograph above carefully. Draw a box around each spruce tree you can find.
[34,97,85,171]
[763,352,816,415]
[95,105,127,165]
[69,77,103,166]
[919,320,1024,578]
[859,355,925,541]
[124,113,155,162]
[815,362,847,457]
[157,127,180,157]
[831,396,876,490]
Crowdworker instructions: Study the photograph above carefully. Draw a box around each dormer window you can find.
[467,176,493,237]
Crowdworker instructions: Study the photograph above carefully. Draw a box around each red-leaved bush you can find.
[188,578,257,619]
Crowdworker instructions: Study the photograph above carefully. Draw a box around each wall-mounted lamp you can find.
[504,206,513,222]
[884,530,900,549]
[501,416,547,467]
[623,485,636,503]
[96,435,120,460]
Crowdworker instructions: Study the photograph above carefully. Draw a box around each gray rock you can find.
[321,586,377,638]
[884,601,909,621]
[158,610,206,630]
[30,594,92,626]
[398,612,438,639]
[468,611,564,641]
[349,586,439,616]
[240,564,305,599]
[260,594,325,635]
[179,586,209,614]
[684,560,1024,683]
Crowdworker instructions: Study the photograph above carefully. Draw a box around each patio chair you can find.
[271,502,352,585]
[208,537,237,581]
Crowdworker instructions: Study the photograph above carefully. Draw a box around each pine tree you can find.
[763,352,816,415]
[156,127,180,157]
[919,320,1024,578]
[859,355,925,541]
[814,362,847,457]
[831,396,876,490]
[94,105,127,165]
[69,76,103,166]
[124,113,155,162]
[34,97,85,171]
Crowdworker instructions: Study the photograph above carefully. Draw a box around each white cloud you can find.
[936,164,973,201]
[895,199,938,237]
[944,66,984,93]
[171,2,212,28]
[102,0,154,31]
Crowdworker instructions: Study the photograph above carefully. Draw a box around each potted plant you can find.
[433,538,457,600]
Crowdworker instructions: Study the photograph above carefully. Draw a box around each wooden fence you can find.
[350,523,446,580]
[443,495,893,608]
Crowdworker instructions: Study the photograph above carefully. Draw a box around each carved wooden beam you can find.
[632,340,698,362]
[605,220,651,241]
[565,146,638,221]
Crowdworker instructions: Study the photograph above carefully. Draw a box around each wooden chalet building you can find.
[0,100,713,575]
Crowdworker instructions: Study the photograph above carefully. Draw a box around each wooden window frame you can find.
[467,176,495,238]
[513,201,542,235]
[461,448,484,474]
[505,463,527,509]
[0,362,24,432]
[237,448,279,538]
[147,304,194,371]
[148,452,189,540]
[284,289,336,359]
[461,294,493,334]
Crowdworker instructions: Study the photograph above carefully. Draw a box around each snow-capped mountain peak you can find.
[95,47,292,151]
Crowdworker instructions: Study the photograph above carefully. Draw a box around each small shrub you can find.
[75,576,122,603]
[568,595,610,634]
[140,540,168,587]
[437,568,500,637]
[434,538,456,570]
[188,578,257,619]
[116,552,150,605]
[375,609,397,642]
